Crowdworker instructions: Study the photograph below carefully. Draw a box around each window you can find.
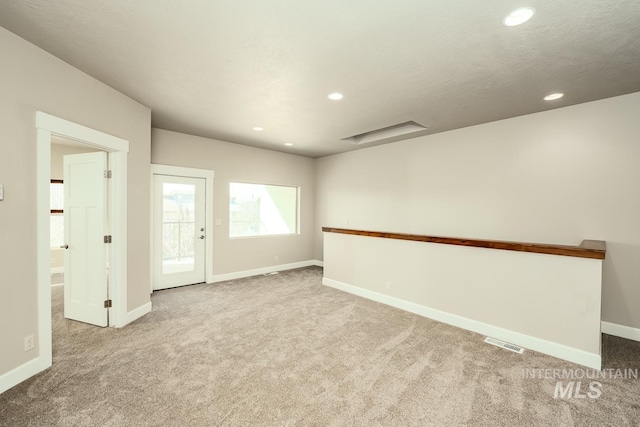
[50,180,64,247]
[230,182,298,238]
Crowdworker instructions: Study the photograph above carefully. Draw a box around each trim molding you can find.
[0,357,45,395]
[36,111,129,153]
[323,277,601,370]
[311,259,324,267]
[107,151,128,327]
[124,302,152,326]
[602,321,640,342]
[212,260,320,283]
[35,111,130,388]
[50,267,64,274]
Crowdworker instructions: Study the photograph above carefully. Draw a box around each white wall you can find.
[151,129,316,277]
[323,232,603,368]
[315,91,640,331]
[0,26,151,376]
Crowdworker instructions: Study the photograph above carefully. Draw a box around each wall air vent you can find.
[341,121,429,146]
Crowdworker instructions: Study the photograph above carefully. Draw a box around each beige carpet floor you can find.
[1,266,639,426]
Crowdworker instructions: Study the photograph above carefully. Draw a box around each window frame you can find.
[50,179,63,214]
[50,179,65,248]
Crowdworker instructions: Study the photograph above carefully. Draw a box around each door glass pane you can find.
[162,183,196,274]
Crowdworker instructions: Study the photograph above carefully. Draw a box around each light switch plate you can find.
[0,184,4,201]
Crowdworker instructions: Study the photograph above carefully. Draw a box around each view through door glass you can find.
[162,182,196,274]
[153,174,206,290]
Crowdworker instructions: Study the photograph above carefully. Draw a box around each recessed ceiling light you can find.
[285,143,294,146]
[328,92,343,100]
[252,127,264,131]
[503,7,535,26]
[544,93,564,101]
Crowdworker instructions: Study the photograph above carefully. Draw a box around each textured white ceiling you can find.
[1,0,639,157]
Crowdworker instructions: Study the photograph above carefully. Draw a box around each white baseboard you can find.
[0,357,47,395]
[50,267,64,274]
[212,260,321,283]
[602,321,640,342]
[323,277,601,370]
[311,259,324,267]
[122,302,152,326]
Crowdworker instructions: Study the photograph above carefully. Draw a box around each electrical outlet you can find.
[275,255,279,262]
[385,281,392,290]
[215,219,222,226]
[24,335,34,352]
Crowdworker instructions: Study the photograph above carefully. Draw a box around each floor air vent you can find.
[484,337,524,354]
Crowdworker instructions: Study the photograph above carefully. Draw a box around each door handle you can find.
[60,244,69,249]
[199,235,205,239]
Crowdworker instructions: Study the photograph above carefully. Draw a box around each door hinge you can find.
[104,299,112,308]
[104,170,112,179]
[104,235,112,243]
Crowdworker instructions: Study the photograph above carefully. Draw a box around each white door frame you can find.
[36,112,129,371]
[150,164,214,291]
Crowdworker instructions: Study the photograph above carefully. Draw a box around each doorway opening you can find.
[50,140,112,326]
[36,112,129,372]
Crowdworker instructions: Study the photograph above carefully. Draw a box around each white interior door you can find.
[63,152,108,327]
[153,174,206,290]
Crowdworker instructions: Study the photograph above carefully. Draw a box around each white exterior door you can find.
[63,152,109,327]
[153,174,206,290]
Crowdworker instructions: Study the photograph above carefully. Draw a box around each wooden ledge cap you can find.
[322,227,606,260]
